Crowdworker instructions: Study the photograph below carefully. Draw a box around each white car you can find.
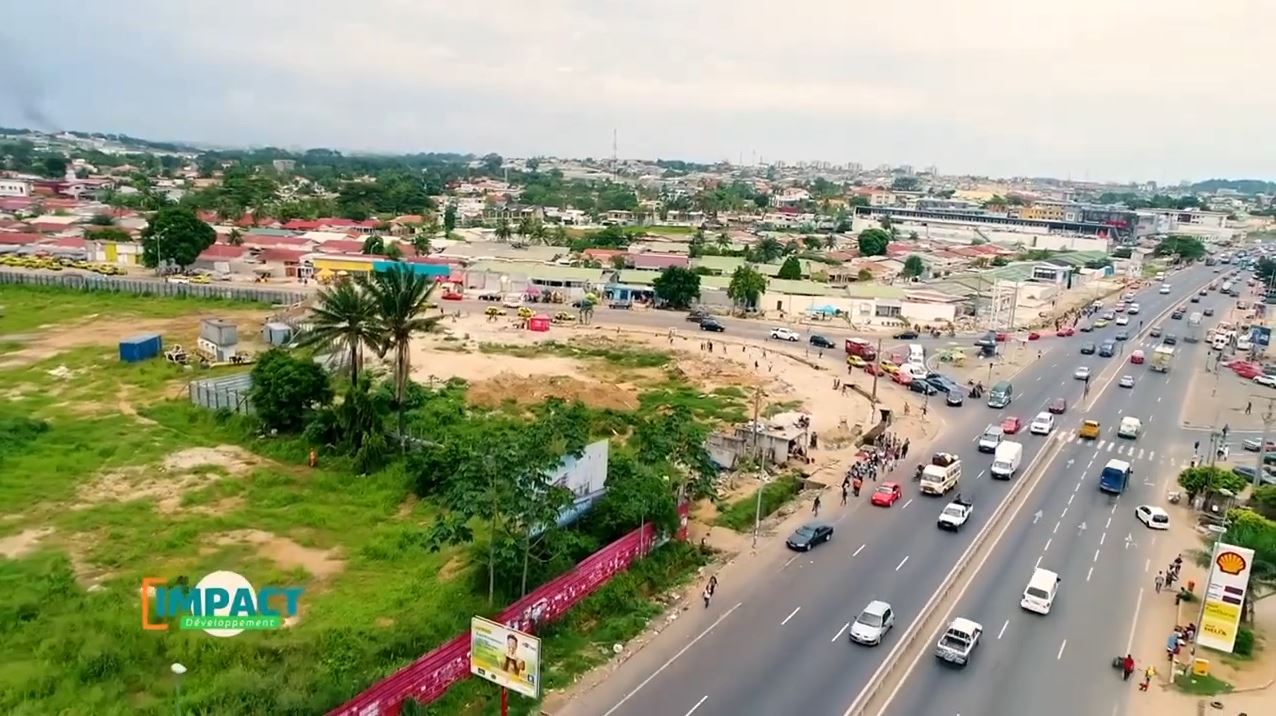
[1115,315,1130,326]
[1255,374,1276,388]
[1073,366,1091,381]
[1119,375,1135,388]
[770,327,800,342]
[1135,505,1170,530]
[1160,285,1171,294]
[1029,412,1054,435]
[849,600,895,646]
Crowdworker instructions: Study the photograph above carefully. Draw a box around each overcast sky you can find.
[2,1,1272,183]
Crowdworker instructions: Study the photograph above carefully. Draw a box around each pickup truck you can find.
[935,617,983,666]
[937,495,973,530]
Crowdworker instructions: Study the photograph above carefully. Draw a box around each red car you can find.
[1001,416,1022,434]
[862,362,882,376]
[1130,350,1145,365]
[441,291,464,301]
[1056,327,1075,337]
[1027,331,1041,341]
[1233,363,1262,379]
[995,332,1009,342]
[891,370,913,385]
[1048,398,1067,414]
[871,483,903,507]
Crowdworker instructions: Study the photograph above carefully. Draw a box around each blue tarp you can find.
[810,305,839,315]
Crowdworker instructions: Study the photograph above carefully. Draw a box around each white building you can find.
[0,178,31,197]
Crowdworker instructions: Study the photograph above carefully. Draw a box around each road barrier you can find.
[0,269,307,305]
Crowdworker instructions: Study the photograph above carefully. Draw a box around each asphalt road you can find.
[881,281,1235,716]
[555,265,1223,716]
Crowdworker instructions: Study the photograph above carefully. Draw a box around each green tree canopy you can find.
[248,349,333,433]
[1154,235,1207,262]
[85,227,132,243]
[652,266,702,309]
[902,255,925,278]
[727,265,768,309]
[776,256,803,280]
[1177,465,1248,502]
[298,280,379,383]
[139,207,215,269]
[751,236,784,263]
[857,228,892,257]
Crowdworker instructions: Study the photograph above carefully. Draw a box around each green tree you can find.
[42,155,67,178]
[1251,485,1276,520]
[609,254,629,271]
[857,228,891,257]
[991,256,1009,267]
[550,225,570,245]
[824,234,838,249]
[1255,258,1276,283]
[752,236,784,263]
[652,266,702,309]
[516,215,535,241]
[494,217,513,242]
[384,242,404,261]
[88,213,114,226]
[248,349,332,433]
[443,204,457,235]
[1177,466,1248,503]
[530,220,548,244]
[226,228,244,247]
[298,280,380,383]
[1154,235,1206,262]
[591,450,679,536]
[140,207,215,269]
[776,256,803,280]
[304,376,391,474]
[631,404,716,499]
[727,265,768,310]
[85,227,131,243]
[361,235,385,255]
[902,255,925,278]
[411,233,431,256]
[360,264,443,440]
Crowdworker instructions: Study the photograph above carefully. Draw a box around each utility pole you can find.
[751,387,766,548]
[871,337,882,402]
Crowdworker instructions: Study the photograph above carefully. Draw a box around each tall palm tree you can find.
[551,225,569,245]
[299,280,379,384]
[495,218,513,242]
[360,264,443,440]
[530,220,548,244]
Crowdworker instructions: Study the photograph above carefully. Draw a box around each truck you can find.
[1185,312,1203,343]
[1151,345,1174,373]
[1099,459,1132,494]
[937,495,973,530]
[845,338,877,361]
[935,617,983,666]
[990,441,1023,480]
[921,452,962,495]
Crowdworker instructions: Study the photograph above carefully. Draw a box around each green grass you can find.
[715,475,803,532]
[762,400,804,418]
[479,340,672,369]
[640,381,748,424]
[0,284,267,335]
[644,225,697,235]
[1174,672,1233,695]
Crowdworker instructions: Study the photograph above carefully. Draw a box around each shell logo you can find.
[1216,551,1248,576]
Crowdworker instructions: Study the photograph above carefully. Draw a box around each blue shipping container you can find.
[373,261,451,279]
[119,333,163,363]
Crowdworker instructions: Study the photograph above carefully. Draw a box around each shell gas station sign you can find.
[1198,544,1255,653]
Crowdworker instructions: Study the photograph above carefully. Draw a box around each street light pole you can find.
[871,337,882,403]
[751,387,765,548]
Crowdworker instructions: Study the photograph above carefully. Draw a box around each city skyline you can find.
[2,0,1273,184]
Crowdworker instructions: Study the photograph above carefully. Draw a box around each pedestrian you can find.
[1194,440,1200,453]
[1154,572,1164,593]
[703,586,712,608]
[813,495,821,516]
[1139,665,1156,691]
[754,360,759,370]
[1122,654,1135,681]
[903,439,910,459]
[852,476,863,497]
[709,575,718,595]
[841,485,848,505]
[1246,401,1253,415]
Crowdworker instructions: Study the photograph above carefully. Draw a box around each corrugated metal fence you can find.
[0,269,307,305]
[188,374,254,414]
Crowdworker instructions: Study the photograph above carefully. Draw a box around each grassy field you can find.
[714,475,803,532]
[0,288,716,715]
[0,284,268,334]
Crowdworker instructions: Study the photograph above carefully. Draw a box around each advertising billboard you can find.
[1198,543,1255,653]
[470,617,541,698]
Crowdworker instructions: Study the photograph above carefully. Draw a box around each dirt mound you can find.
[210,529,345,580]
[466,372,640,411]
[76,445,262,512]
[667,355,762,392]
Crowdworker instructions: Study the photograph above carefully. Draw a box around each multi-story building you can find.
[0,178,31,197]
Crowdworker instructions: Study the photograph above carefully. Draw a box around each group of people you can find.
[835,432,910,503]
[1118,654,1157,691]
[1155,554,1185,595]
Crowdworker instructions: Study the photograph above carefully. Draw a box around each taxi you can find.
[871,483,903,507]
[1078,419,1101,439]
[1093,319,1110,328]
[879,360,901,375]
[847,354,867,368]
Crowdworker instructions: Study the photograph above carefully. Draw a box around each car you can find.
[1073,366,1091,380]
[891,370,913,385]
[1130,350,1145,364]
[871,483,903,507]
[1029,412,1054,435]
[862,361,882,376]
[786,522,834,551]
[909,379,938,395]
[1115,315,1129,326]
[1078,323,1094,332]
[847,354,867,368]
[770,327,800,342]
[893,329,920,340]
[1114,304,1127,313]
[1149,326,1163,338]
[1163,334,1178,346]
[810,334,836,349]
[849,600,896,646]
[1056,327,1075,337]
[1190,295,1201,303]
[1048,398,1067,414]
[1160,286,1171,294]
[685,310,708,323]
[1199,289,1209,296]
[1093,319,1110,328]
[1027,331,1041,341]
[1118,374,1135,388]
[1101,310,1117,321]
[1170,310,1184,320]
[1000,416,1022,434]
[1231,464,1275,482]
[1078,419,1101,439]
[945,388,965,406]
[973,336,996,348]
[700,318,725,332]
[978,425,1004,452]
[1255,374,1276,388]
[1128,303,1141,315]
[441,290,464,301]
[1115,330,1130,341]
[1080,342,1096,355]
[1242,438,1276,452]
[1204,307,1215,316]
[1099,340,1116,357]
[1135,506,1170,531]
[995,332,1009,342]
[880,360,901,375]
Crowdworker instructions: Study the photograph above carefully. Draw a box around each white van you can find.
[908,343,925,366]
[1118,416,1142,439]
[990,441,1023,480]
[1020,567,1060,615]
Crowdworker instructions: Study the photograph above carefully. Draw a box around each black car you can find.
[974,336,996,348]
[945,387,965,406]
[926,373,959,393]
[1115,330,1130,341]
[810,334,836,349]
[1163,334,1178,345]
[1149,326,1162,338]
[700,318,725,332]
[786,522,833,551]
[894,330,920,340]
[1099,340,1116,357]
[909,380,939,395]
[1204,307,1215,316]
[1190,295,1201,303]
[1171,310,1185,320]
[685,310,707,323]
[1080,342,1096,355]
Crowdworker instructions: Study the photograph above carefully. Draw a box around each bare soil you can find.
[209,528,346,581]
[0,527,55,559]
[75,445,263,513]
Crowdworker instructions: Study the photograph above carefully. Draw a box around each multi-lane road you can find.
[554,263,1232,716]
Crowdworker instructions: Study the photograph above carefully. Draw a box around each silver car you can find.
[1119,375,1135,388]
[1073,366,1091,380]
[849,600,895,646]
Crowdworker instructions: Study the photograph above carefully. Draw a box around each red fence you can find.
[328,506,688,716]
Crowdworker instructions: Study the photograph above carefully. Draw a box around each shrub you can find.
[1234,627,1254,657]
[715,475,803,532]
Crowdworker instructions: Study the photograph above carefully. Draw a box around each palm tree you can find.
[530,220,548,244]
[495,218,513,242]
[299,281,379,384]
[551,225,569,245]
[411,233,431,256]
[823,235,836,250]
[359,264,443,440]
[227,228,244,247]
[716,232,731,250]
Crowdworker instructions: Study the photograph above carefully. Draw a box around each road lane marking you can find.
[781,607,801,625]
[1087,566,1094,582]
[1060,507,1068,519]
[1057,640,1067,660]
[901,499,913,511]
[1093,549,1101,563]
[783,555,798,568]
[1145,558,1150,572]
[1053,521,1060,534]
[1074,482,1081,493]
[1035,555,1042,569]
[1125,588,1145,654]
[1100,533,1106,546]
[1111,502,1118,514]
[1043,538,1052,552]
[832,622,850,642]
[976,469,985,479]
[998,619,1009,639]
[895,555,910,571]
[685,695,708,716]
[1068,494,1075,506]
[854,543,866,557]
[601,601,743,716]
[1106,516,1113,529]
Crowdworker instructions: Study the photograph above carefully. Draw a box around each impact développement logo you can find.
[141,570,303,638]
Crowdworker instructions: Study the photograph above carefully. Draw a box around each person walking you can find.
[841,484,849,506]
[703,585,712,608]
[1139,665,1156,691]
[708,575,718,596]
[812,495,822,517]
[1246,401,1252,415]
[852,476,863,497]
[1122,654,1135,681]
[1154,572,1164,593]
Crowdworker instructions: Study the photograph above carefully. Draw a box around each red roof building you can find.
[316,239,366,254]
[0,232,42,245]
[240,234,313,250]
[196,244,248,261]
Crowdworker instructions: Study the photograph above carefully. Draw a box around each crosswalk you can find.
[1056,432,1185,467]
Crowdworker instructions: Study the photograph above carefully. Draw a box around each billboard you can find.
[1198,543,1255,653]
[470,617,541,698]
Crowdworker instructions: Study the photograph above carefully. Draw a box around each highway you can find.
[555,264,1223,716]
[881,277,1235,716]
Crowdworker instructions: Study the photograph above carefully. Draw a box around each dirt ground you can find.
[74,445,264,514]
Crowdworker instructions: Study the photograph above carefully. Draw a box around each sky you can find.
[2,1,1273,183]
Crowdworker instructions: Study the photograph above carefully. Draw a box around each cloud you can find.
[0,0,1272,181]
